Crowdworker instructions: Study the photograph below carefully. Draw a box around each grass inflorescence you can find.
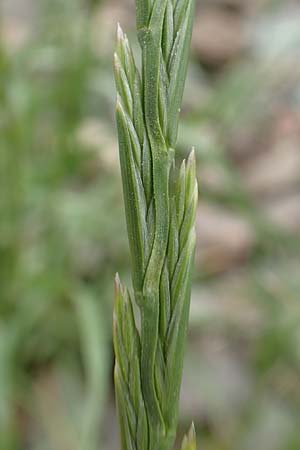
[113,1,198,449]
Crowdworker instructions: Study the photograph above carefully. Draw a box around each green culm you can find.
[113,1,197,449]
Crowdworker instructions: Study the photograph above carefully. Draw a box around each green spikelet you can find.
[113,1,197,450]
[181,424,197,450]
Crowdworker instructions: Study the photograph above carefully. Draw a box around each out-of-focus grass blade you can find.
[72,286,109,450]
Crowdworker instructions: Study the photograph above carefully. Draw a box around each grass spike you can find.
[114,1,197,449]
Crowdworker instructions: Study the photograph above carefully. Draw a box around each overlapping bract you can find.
[114,276,149,450]
[136,0,196,149]
[114,2,197,450]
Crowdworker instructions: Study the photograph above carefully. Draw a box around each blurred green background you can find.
[1,0,300,449]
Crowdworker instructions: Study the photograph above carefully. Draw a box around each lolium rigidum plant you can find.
[113,1,197,450]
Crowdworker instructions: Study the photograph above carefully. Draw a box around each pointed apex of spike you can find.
[187,147,196,166]
[117,22,124,41]
[180,158,186,174]
[188,422,196,444]
[186,148,197,192]
[113,273,121,334]
[181,422,197,450]
[114,273,128,305]
[114,273,122,313]
[115,272,121,293]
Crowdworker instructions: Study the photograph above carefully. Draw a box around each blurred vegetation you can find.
[1,0,300,449]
